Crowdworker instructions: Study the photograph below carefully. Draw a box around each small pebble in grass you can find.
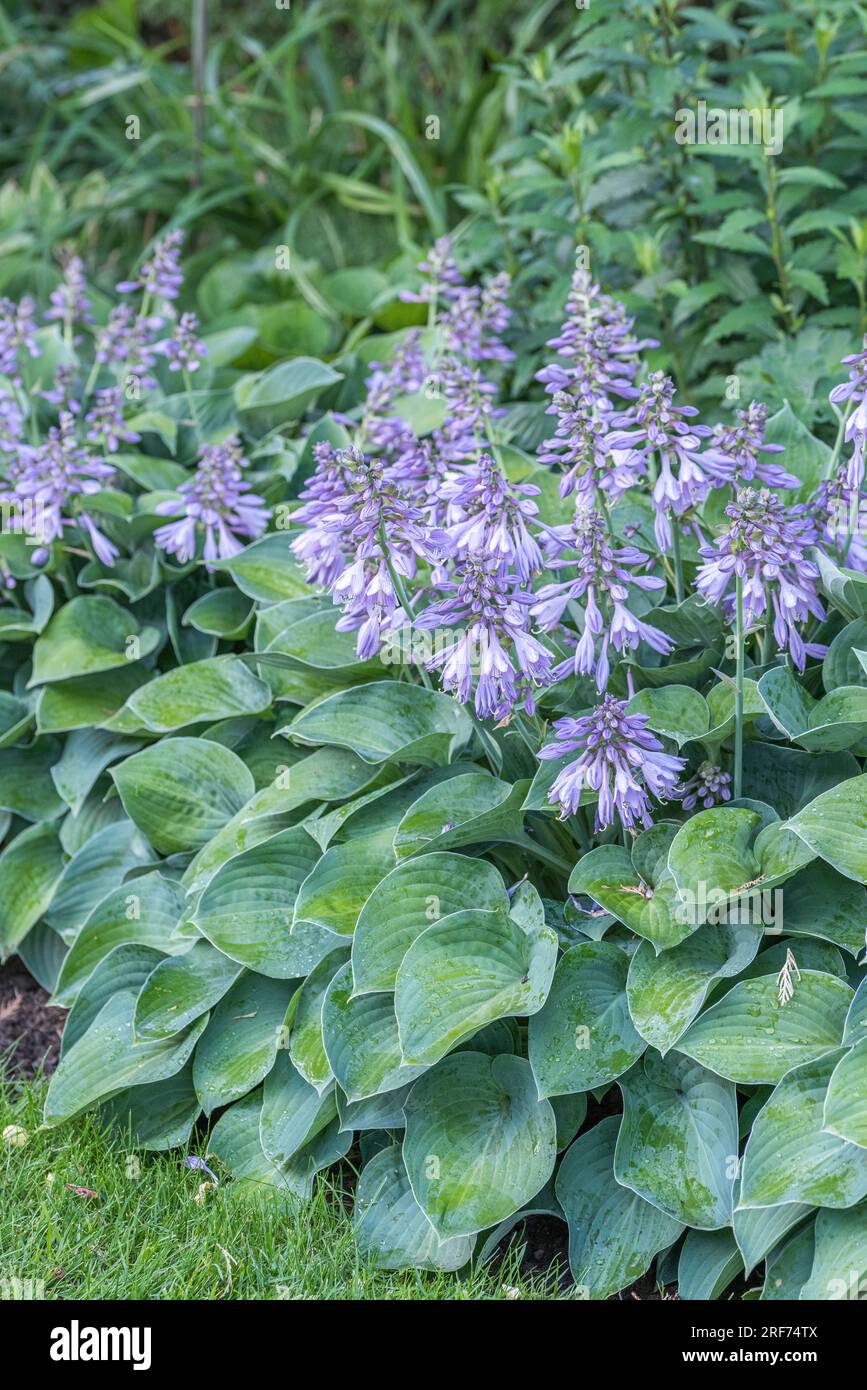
[193,1181,217,1204]
[2,1124,28,1147]
[501,1285,522,1300]
[46,1171,54,1186]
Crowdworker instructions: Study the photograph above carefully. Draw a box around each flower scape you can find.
[2,221,867,1304]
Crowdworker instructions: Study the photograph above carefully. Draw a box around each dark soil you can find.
[0,958,65,1080]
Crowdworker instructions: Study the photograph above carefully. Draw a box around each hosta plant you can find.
[2,228,867,1301]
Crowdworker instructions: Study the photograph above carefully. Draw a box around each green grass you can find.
[0,1074,568,1300]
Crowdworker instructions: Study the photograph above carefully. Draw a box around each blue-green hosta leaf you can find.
[354,1144,473,1272]
[52,871,187,1007]
[0,739,65,821]
[36,665,151,735]
[615,1052,739,1230]
[16,922,67,993]
[351,851,509,995]
[191,826,322,977]
[182,589,253,640]
[824,618,867,691]
[668,805,815,912]
[45,819,153,941]
[761,1224,816,1301]
[395,907,557,1067]
[133,940,244,1040]
[403,1053,556,1239]
[292,830,395,935]
[289,948,351,1092]
[776,859,867,956]
[99,1064,201,1152]
[627,685,710,748]
[323,962,428,1101]
[555,1117,683,1299]
[800,1203,867,1300]
[552,1093,588,1151]
[674,971,853,1084]
[741,741,860,819]
[759,667,867,751]
[823,1037,867,1147]
[257,604,381,675]
[210,1088,351,1200]
[51,728,141,815]
[568,824,689,951]
[0,691,33,749]
[677,1228,743,1300]
[392,771,527,858]
[112,738,254,856]
[234,357,343,432]
[288,681,472,767]
[192,973,296,1115]
[0,822,65,962]
[183,746,387,894]
[844,977,867,1044]
[529,941,646,1098]
[787,773,867,883]
[733,1202,813,1278]
[61,944,167,1055]
[336,1082,413,1132]
[626,923,763,1054]
[213,532,312,604]
[112,656,272,734]
[44,990,207,1125]
[739,1050,867,1209]
[259,1052,337,1165]
[28,595,160,686]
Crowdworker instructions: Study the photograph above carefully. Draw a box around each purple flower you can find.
[538,384,645,504]
[443,452,544,581]
[117,228,184,300]
[606,372,712,549]
[442,272,514,363]
[93,305,162,387]
[681,762,732,811]
[290,443,355,588]
[85,388,140,453]
[183,1155,218,1184]
[531,508,673,689]
[0,387,24,453]
[0,411,118,565]
[157,311,206,372]
[0,296,40,382]
[154,434,269,567]
[829,340,867,490]
[416,557,553,718]
[813,465,867,571]
[696,487,825,671]
[538,695,684,828]
[536,267,651,404]
[45,255,92,335]
[361,329,425,458]
[401,236,465,306]
[702,401,798,490]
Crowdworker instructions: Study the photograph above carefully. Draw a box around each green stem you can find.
[825,400,854,481]
[182,367,203,444]
[670,521,685,605]
[734,574,745,800]
[377,523,432,690]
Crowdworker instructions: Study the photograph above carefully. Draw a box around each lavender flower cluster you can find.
[0,232,268,573]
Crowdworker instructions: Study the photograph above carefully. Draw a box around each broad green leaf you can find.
[45,819,152,941]
[192,973,295,1115]
[677,1228,743,1300]
[235,356,343,430]
[733,1202,813,1278]
[99,1064,200,1151]
[323,962,428,1100]
[529,941,646,1097]
[626,923,763,1054]
[761,1224,815,1301]
[351,851,509,995]
[555,1116,683,1299]
[214,532,312,603]
[392,771,527,858]
[787,773,867,883]
[741,742,860,819]
[668,805,814,911]
[61,944,167,1055]
[823,1037,867,1147]
[183,588,253,640]
[800,1203,867,1300]
[116,656,271,733]
[292,830,395,935]
[403,1053,556,1238]
[36,665,150,734]
[112,738,254,856]
[0,739,65,821]
[354,1144,473,1271]
[134,940,244,1040]
[615,1052,738,1229]
[51,728,141,815]
[53,870,187,1007]
[192,826,322,976]
[288,681,472,767]
[259,1052,337,1165]
[29,595,159,686]
[674,971,852,1083]
[739,1050,867,1208]
[777,859,867,956]
[0,823,65,962]
[289,948,350,1092]
[627,686,710,747]
[336,1083,413,1132]
[44,990,207,1125]
[395,907,557,1066]
[568,824,690,951]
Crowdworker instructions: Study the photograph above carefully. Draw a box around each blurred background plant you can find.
[2,0,867,423]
